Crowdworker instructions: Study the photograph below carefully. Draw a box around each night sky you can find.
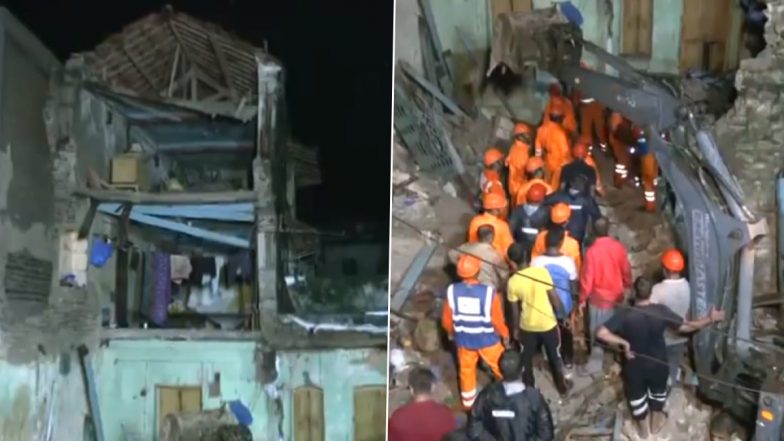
[2,0,394,230]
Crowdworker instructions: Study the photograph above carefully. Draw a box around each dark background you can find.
[2,0,393,231]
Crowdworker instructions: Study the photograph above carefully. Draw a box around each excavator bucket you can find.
[487,6,582,77]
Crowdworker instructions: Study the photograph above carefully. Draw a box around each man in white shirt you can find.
[650,248,691,384]
[531,228,578,368]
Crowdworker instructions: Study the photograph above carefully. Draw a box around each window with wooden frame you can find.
[621,0,653,57]
[157,386,203,433]
[353,385,386,441]
[293,386,325,441]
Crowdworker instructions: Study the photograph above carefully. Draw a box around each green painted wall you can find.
[95,339,386,441]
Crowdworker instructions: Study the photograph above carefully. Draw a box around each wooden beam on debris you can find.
[74,188,257,205]
[208,34,238,101]
[121,43,157,92]
[167,45,181,98]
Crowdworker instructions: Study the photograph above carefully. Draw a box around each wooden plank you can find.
[490,0,513,18]
[511,0,532,12]
[621,0,640,55]
[637,0,653,56]
[76,188,257,205]
[353,386,386,441]
[208,34,238,101]
[294,386,324,441]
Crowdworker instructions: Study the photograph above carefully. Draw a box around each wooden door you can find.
[621,0,653,56]
[157,386,203,431]
[679,0,734,71]
[353,386,387,441]
[293,386,325,441]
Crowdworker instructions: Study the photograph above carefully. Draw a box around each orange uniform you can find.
[531,230,582,273]
[441,280,508,409]
[633,128,659,212]
[579,99,608,150]
[506,139,531,205]
[535,120,572,188]
[467,213,515,259]
[481,170,508,219]
[609,112,631,188]
[515,178,554,206]
[544,95,577,135]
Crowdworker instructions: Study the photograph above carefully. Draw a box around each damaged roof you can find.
[75,6,279,111]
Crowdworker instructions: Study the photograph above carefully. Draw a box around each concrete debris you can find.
[752,308,780,331]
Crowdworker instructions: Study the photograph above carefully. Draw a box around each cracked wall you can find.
[715,1,784,296]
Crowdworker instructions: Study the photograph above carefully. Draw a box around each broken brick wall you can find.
[715,1,784,296]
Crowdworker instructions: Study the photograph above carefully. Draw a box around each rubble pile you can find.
[714,0,784,296]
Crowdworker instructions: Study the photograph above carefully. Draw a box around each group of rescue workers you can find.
[389,77,726,441]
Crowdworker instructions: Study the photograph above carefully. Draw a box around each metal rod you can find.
[390,242,438,312]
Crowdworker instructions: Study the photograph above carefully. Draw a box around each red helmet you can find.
[526,183,547,203]
[662,249,685,272]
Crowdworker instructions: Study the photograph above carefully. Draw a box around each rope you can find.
[392,214,774,395]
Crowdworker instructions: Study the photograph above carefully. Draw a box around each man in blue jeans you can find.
[531,227,578,369]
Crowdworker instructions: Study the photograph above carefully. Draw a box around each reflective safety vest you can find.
[447,282,500,350]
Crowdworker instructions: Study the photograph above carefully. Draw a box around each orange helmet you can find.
[662,248,685,272]
[526,183,547,203]
[482,192,507,210]
[513,123,531,136]
[550,202,572,224]
[457,254,482,279]
[548,83,561,96]
[572,142,588,159]
[525,157,544,173]
[484,148,504,167]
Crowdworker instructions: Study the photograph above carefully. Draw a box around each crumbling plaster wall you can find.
[95,339,387,441]
[715,1,784,296]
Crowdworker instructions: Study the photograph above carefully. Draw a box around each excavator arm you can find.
[488,10,776,435]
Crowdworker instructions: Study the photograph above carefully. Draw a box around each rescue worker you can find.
[559,141,604,196]
[535,104,572,188]
[480,147,507,201]
[543,175,601,247]
[448,225,510,290]
[508,183,550,254]
[468,349,555,440]
[506,243,572,396]
[632,127,659,212]
[608,112,632,189]
[543,82,577,136]
[597,277,724,439]
[578,217,632,376]
[514,157,553,206]
[468,193,515,260]
[650,249,691,385]
[506,123,533,206]
[442,255,510,410]
[575,70,608,153]
[531,228,578,369]
[530,203,582,272]
[388,367,457,441]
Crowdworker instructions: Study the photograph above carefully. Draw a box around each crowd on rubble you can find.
[389,75,726,441]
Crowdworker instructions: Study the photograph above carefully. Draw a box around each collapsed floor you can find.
[388,80,758,439]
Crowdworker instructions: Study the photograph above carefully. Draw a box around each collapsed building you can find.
[0,7,387,441]
[391,0,782,439]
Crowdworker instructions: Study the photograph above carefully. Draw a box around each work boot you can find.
[555,375,573,397]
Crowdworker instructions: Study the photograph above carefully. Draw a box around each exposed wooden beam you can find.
[75,188,257,205]
[121,43,157,92]
[208,34,238,101]
[167,45,181,98]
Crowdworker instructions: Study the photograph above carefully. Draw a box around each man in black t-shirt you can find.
[596,277,724,439]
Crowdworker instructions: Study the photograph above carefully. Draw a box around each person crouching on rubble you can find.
[650,249,691,385]
[448,224,509,290]
[530,203,582,272]
[506,243,572,397]
[467,349,555,441]
[514,157,553,207]
[468,193,515,264]
[508,183,550,256]
[442,254,510,410]
[388,366,458,441]
[596,276,724,440]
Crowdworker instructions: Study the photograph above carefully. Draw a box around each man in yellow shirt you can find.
[506,243,572,397]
